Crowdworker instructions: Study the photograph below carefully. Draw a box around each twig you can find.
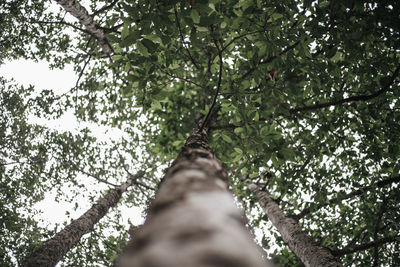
[71,163,117,187]
[221,30,265,53]
[292,175,400,220]
[332,235,399,256]
[0,159,45,167]
[373,196,388,267]
[158,67,206,90]
[292,66,400,113]
[199,27,223,131]
[173,5,199,70]
[29,19,90,35]
[91,0,119,17]
[240,40,301,81]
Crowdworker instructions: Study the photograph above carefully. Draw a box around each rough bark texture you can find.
[116,126,270,267]
[248,183,343,267]
[55,0,112,54]
[23,172,143,267]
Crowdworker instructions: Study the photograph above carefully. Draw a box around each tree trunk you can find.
[55,0,112,54]
[23,171,144,267]
[248,183,343,267]
[116,125,270,267]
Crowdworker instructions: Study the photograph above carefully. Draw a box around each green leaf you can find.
[151,100,162,110]
[254,111,259,121]
[137,41,149,57]
[234,147,243,154]
[141,38,158,52]
[191,10,200,24]
[221,133,232,143]
[234,127,244,135]
[112,55,122,61]
[121,24,129,40]
[195,26,209,32]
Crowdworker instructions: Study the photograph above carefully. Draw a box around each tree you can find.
[22,171,144,267]
[1,0,400,266]
[116,123,270,267]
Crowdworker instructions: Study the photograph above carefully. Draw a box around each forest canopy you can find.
[1,0,400,266]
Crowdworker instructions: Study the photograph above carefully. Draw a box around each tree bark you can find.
[248,183,343,267]
[116,125,270,267]
[55,0,113,54]
[23,171,144,267]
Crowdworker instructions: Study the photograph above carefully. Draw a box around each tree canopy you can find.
[1,0,399,266]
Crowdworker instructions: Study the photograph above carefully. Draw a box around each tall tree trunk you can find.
[116,125,270,267]
[248,183,343,267]
[23,171,144,267]
[55,0,112,54]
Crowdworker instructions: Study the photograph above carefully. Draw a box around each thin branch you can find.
[174,5,199,70]
[92,231,118,252]
[158,67,206,90]
[211,66,400,130]
[0,159,45,167]
[76,54,92,86]
[373,196,388,267]
[199,27,223,131]
[91,0,119,17]
[71,163,117,187]
[293,175,400,220]
[135,180,156,191]
[30,19,90,34]
[332,235,399,256]
[344,226,368,250]
[57,51,93,100]
[292,66,400,113]
[240,41,301,81]
[221,30,265,53]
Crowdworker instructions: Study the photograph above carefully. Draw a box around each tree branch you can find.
[292,66,400,113]
[221,30,265,53]
[158,67,206,90]
[292,175,400,220]
[332,235,399,256]
[55,0,113,54]
[30,19,90,35]
[174,5,199,70]
[200,27,223,131]
[373,196,388,267]
[210,66,400,130]
[91,0,119,17]
[240,41,301,81]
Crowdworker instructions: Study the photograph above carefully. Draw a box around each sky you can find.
[0,56,277,265]
[0,59,145,235]
[0,58,275,263]
[0,0,275,260]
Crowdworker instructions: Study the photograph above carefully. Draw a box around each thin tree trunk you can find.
[23,171,144,267]
[248,183,343,267]
[55,0,113,54]
[116,125,270,267]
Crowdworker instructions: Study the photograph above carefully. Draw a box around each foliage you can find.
[1,0,400,266]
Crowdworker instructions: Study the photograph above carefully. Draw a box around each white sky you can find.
[0,59,144,240]
[1,58,276,265]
